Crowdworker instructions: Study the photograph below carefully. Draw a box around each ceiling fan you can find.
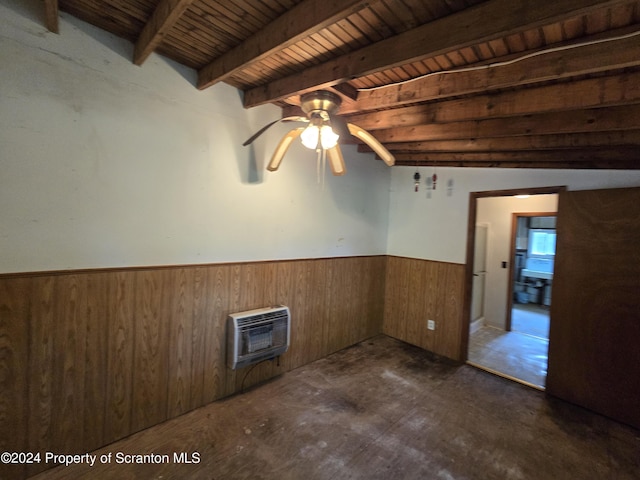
[243,90,395,176]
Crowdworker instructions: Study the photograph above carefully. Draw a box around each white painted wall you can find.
[0,1,391,273]
[477,194,558,329]
[387,167,640,264]
[4,1,640,276]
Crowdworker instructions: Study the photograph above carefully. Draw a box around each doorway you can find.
[462,187,564,390]
[507,213,556,341]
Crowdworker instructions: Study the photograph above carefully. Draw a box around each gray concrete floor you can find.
[32,335,639,480]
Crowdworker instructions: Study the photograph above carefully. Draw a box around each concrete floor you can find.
[32,335,639,480]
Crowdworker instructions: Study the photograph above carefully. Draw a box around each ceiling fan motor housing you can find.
[300,90,342,117]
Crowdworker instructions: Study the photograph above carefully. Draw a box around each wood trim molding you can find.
[385,254,464,267]
[0,255,386,279]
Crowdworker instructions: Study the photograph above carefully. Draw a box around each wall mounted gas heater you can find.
[227,305,290,370]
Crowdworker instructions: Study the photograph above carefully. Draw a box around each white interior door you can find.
[471,224,488,324]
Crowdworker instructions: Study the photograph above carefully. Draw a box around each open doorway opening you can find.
[463,187,564,390]
[509,213,556,341]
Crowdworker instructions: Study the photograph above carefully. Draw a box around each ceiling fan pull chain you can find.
[316,148,327,190]
[321,148,327,190]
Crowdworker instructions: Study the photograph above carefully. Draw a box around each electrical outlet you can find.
[427,319,435,330]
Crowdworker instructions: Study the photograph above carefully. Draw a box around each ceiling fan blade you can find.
[243,119,279,146]
[327,146,346,176]
[267,128,304,172]
[243,116,308,146]
[347,123,396,166]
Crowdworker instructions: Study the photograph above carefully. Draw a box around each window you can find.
[528,229,556,257]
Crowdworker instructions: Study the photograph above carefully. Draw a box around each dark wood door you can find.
[547,187,640,429]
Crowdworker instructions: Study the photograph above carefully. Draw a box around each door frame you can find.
[470,222,489,333]
[506,211,557,332]
[459,185,566,361]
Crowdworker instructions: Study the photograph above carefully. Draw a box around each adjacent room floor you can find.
[31,335,639,480]
[468,304,549,389]
[511,302,550,338]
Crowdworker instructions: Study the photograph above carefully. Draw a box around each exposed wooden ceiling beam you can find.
[370,104,640,143]
[391,148,640,169]
[283,30,640,118]
[134,0,195,66]
[341,71,640,131]
[43,0,59,34]
[331,83,360,101]
[359,131,640,153]
[341,28,640,115]
[197,0,370,90]
[242,0,631,107]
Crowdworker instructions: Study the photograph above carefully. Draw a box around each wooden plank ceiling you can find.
[43,0,640,169]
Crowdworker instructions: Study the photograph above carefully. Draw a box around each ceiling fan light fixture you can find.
[300,124,319,149]
[320,125,339,149]
[300,124,339,150]
[244,89,394,176]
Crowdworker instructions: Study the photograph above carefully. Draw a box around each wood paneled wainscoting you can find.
[0,256,385,479]
[383,256,466,361]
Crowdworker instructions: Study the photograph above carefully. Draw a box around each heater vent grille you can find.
[227,306,290,370]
